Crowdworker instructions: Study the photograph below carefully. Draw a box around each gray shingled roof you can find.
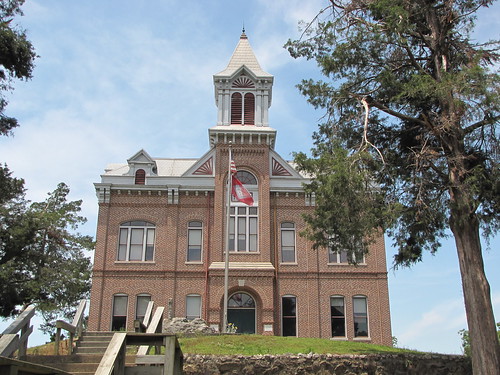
[214,32,273,78]
[103,159,197,177]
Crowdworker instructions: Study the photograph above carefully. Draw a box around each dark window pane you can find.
[283,317,296,336]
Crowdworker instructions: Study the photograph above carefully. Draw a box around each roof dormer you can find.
[127,149,157,184]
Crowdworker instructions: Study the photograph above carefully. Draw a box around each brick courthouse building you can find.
[88,32,392,345]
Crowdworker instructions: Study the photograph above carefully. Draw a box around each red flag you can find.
[231,175,254,205]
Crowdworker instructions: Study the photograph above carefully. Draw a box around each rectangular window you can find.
[117,221,155,261]
[186,295,201,320]
[282,296,297,337]
[330,296,346,337]
[281,222,296,263]
[229,206,258,252]
[353,296,369,337]
[112,295,128,331]
[135,294,151,322]
[187,221,203,262]
[328,248,364,264]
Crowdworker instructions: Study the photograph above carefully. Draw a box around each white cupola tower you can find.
[213,31,274,127]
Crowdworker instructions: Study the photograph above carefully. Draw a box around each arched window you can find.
[228,170,258,252]
[330,296,346,337]
[353,295,369,338]
[281,222,296,263]
[231,93,242,124]
[186,294,201,320]
[244,93,255,125]
[227,292,256,334]
[117,221,155,261]
[234,170,257,185]
[187,221,203,262]
[135,294,151,322]
[231,92,255,125]
[135,169,146,185]
[112,294,128,331]
[282,295,297,337]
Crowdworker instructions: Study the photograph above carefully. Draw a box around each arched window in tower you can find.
[228,170,258,252]
[231,93,242,125]
[244,93,255,125]
[135,169,146,185]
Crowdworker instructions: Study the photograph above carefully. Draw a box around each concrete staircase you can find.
[28,331,135,375]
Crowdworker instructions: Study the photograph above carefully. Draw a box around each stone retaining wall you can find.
[183,353,472,375]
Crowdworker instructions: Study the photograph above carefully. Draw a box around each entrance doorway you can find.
[227,292,256,334]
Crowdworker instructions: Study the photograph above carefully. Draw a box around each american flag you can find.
[230,160,237,174]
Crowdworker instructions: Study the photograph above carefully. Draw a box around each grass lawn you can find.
[28,335,419,356]
[178,335,417,356]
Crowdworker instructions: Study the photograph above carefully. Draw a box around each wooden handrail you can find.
[137,306,164,356]
[54,299,87,355]
[96,332,183,375]
[0,305,35,358]
[94,332,127,375]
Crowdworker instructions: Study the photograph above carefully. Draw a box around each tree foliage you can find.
[286,0,499,373]
[0,0,36,135]
[0,182,94,333]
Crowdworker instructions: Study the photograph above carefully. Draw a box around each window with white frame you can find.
[327,234,365,264]
[282,295,297,337]
[328,248,365,264]
[231,90,255,125]
[228,171,258,252]
[135,294,151,322]
[117,221,155,261]
[112,294,128,331]
[330,296,346,337]
[187,221,203,262]
[186,294,201,320]
[353,295,369,338]
[281,222,296,263]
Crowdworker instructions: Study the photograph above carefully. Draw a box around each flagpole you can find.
[223,143,232,333]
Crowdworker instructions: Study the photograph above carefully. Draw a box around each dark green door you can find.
[227,292,256,334]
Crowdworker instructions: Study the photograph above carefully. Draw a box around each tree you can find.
[0,0,36,136]
[460,323,500,357]
[0,183,94,333]
[286,1,499,373]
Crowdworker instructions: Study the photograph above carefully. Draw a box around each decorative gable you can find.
[272,158,292,176]
[192,157,214,175]
[183,150,216,177]
[126,149,157,180]
[269,151,303,179]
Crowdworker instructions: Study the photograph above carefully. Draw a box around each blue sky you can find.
[0,0,498,354]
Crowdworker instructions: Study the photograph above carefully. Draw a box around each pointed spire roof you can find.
[215,32,273,78]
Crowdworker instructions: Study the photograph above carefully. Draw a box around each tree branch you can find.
[464,115,500,134]
[362,96,428,127]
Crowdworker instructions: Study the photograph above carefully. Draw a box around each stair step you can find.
[29,332,143,375]
[74,347,108,354]
[77,341,110,347]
